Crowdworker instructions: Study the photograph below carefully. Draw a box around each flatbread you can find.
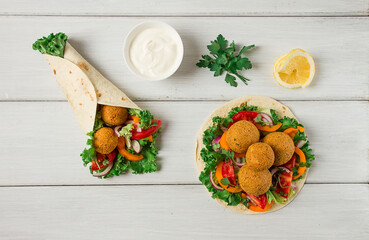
[195,96,308,214]
[44,42,141,134]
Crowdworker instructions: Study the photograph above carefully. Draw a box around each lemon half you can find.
[273,49,315,89]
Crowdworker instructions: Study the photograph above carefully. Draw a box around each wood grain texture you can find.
[0,17,368,101]
[0,184,368,239]
[0,101,367,186]
[0,0,368,16]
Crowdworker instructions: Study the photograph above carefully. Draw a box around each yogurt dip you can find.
[124,21,183,81]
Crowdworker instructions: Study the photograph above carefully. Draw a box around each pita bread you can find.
[44,42,141,134]
[195,96,308,214]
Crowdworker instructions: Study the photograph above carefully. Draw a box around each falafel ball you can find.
[93,127,118,154]
[226,120,260,153]
[238,166,272,196]
[101,105,128,125]
[262,132,294,166]
[246,142,275,170]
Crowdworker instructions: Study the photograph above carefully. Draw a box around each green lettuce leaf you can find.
[32,32,68,57]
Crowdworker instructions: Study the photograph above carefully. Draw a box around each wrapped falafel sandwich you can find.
[33,33,162,178]
[196,96,315,214]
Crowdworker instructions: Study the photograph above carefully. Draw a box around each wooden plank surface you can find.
[0,0,368,16]
[0,101,367,186]
[1,1,368,239]
[1,184,368,239]
[0,17,368,101]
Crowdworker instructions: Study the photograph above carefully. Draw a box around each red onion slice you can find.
[234,158,246,168]
[212,136,221,145]
[291,184,298,191]
[245,194,255,205]
[209,171,224,191]
[259,113,273,126]
[234,157,246,168]
[131,140,141,153]
[296,136,308,148]
[270,166,291,177]
[124,136,131,148]
[296,140,307,148]
[236,162,246,168]
[92,161,114,177]
[124,120,141,132]
[220,126,228,132]
[114,125,122,137]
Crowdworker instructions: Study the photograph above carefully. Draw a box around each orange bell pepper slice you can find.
[283,126,305,138]
[293,146,306,180]
[249,201,274,212]
[255,122,282,132]
[132,115,140,123]
[241,193,274,212]
[219,131,246,157]
[117,137,144,161]
[219,131,230,150]
[215,161,242,193]
[148,135,153,142]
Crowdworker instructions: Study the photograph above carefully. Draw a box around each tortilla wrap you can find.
[44,42,140,134]
[195,96,309,214]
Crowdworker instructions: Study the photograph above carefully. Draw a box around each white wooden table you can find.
[0,1,368,239]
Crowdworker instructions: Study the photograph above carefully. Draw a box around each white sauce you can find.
[129,28,179,79]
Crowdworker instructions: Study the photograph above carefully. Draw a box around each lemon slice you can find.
[273,49,315,89]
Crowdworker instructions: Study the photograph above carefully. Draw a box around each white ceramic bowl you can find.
[123,21,184,81]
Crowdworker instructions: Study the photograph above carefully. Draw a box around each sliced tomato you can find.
[221,160,237,186]
[274,169,293,199]
[131,120,161,140]
[228,111,259,128]
[282,155,296,171]
[247,193,267,209]
[91,150,117,171]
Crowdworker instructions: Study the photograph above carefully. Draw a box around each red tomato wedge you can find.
[91,150,117,171]
[274,156,295,199]
[246,193,267,209]
[282,155,296,171]
[131,120,161,140]
[222,160,237,186]
[228,111,259,128]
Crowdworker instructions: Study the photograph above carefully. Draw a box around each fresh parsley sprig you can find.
[196,34,255,87]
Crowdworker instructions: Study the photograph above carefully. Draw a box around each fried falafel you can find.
[238,166,272,196]
[262,132,294,166]
[246,142,275,170]
[93,127,118,154]
[101,105,128,125]
[226,120,260,153]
